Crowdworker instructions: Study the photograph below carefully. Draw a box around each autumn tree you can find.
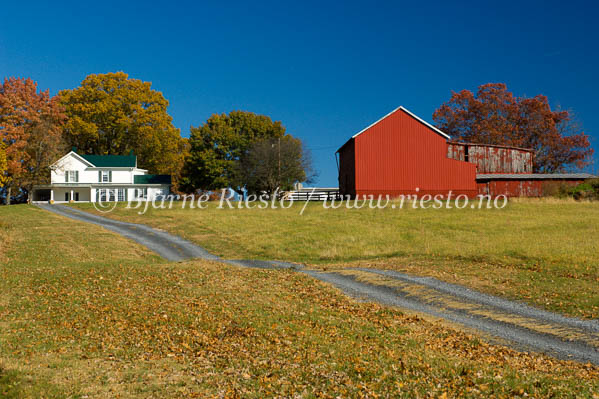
[0,77,66,204]
[59,72,186,187]
[236,136,315,196]
[184,111,286,193]
[433,83,593,172]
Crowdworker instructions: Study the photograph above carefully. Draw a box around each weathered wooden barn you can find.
[336,107,595,198]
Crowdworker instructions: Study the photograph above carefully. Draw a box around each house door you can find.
[75,192,79,201]
[65,192,70,201]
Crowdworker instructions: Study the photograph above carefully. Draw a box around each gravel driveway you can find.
[37,203,599,365]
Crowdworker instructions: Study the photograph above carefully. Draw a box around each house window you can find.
[65,170,79,183]
[135,188,148,199]
[99,189,116,202]
[101,171,110,183]
[118,189,125,202]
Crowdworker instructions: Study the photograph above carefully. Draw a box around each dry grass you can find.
[0,204,598,397]
[0,220,13,263]
[73,200,599,318]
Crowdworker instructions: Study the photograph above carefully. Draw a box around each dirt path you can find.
[37,203,599,365]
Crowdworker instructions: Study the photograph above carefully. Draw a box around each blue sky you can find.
[1,0,597,185]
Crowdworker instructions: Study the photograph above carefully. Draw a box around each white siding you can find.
[52,188,91,202]
[88,185,170,202]
[94,169,132,184]
[42,152,170,204]
[51,155,90,183]
[51,154,146,184]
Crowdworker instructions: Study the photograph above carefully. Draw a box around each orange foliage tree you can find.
[0,77,66,204]
[433,83,593,172]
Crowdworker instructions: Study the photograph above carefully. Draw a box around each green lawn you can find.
[73,199,599,319]
[1,204,598,397]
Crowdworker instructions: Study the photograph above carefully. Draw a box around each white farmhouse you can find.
[31,150,171,203]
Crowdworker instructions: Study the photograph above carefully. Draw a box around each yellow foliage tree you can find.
[59,72,186,188]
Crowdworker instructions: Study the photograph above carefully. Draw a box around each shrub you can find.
[562,179,599,200]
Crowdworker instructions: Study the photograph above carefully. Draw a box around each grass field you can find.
[0,204,598,397]
[73,199,599,319]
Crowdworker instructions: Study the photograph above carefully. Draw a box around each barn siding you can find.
[351,109,477,198]
[337,107,590,199]
[447,142,533,174]
[477,179,583,197]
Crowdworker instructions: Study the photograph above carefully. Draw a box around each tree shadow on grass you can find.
[0,366,68,399]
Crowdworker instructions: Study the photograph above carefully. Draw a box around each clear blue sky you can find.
[1,0,597,185]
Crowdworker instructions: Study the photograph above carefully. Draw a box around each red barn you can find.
[336,106,595,198]
[446,142,533,174]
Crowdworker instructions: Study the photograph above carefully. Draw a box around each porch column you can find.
[50,189,54,202]
[70,190,74,202]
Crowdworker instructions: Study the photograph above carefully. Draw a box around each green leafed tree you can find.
[59,72,186,187]
[184,111,286,193]
[236,136,316,196]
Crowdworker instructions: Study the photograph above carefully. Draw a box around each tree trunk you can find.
[6,186,11,205]
[25,185,32,204]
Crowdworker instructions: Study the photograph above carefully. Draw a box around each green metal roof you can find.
[79,154,137,167]
[134,175,172,185]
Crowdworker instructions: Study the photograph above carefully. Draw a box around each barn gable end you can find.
[337,107,478,198]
